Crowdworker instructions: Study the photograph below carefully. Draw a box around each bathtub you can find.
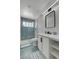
[20,38,38,48]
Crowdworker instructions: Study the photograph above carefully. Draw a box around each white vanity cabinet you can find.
[38,34,59,59]
[38,35,49,59]
[38,35,43,51]
[42,37,49,59]
[49,39,59,59]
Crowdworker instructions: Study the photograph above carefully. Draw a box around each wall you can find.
[37,3,59,35]
[21,17,35,40]
[37,14,45,33]
[20,15,38,39]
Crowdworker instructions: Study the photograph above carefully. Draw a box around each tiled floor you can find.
[20,45,45,59]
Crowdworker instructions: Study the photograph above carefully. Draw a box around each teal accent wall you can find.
[21,17,35,40]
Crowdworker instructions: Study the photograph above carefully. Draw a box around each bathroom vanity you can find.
[37,1,59,59]
[38,33,59,59]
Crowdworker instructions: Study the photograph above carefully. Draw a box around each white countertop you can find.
[38,33,59,41]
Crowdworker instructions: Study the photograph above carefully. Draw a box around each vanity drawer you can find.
[49,54,57,59]
[49,39,59,59]
[49,39,59,50]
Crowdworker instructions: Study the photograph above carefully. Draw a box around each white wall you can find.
[45,6,59,34]
[37,4,59,35]
[37,14,45,33]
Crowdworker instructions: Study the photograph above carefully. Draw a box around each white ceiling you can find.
[20,0,57,19]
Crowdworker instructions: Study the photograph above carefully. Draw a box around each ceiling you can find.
[20,0,57,19]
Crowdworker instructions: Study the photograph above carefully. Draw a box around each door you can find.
[42,37,49,59]
[38,36,43,51]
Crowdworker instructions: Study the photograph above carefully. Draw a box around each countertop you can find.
[38,33,59,41]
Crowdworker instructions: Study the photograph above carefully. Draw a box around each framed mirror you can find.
[45,10,56,28]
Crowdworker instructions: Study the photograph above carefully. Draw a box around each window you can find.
[22,21,34,27]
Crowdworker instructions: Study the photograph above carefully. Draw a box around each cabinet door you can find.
[42,37,49,59]
[38,36,43,51]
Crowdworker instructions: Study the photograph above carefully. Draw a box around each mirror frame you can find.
[45,10,56,28]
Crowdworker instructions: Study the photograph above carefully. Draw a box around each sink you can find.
[45,31,57,35]
[53,32,57,35]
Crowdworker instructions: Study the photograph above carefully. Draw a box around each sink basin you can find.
[45,31,57,35]
[53,32,57,35]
